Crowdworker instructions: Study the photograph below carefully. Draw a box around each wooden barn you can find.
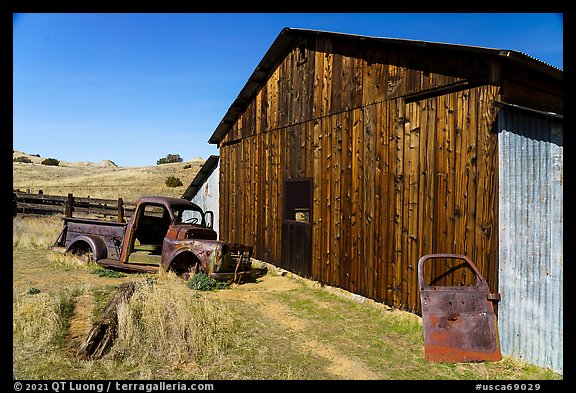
[208,28,563,372]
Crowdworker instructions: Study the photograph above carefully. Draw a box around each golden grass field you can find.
[12,151,563,381]
[13,150,205,201]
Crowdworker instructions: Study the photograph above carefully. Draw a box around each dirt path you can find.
[209,273,380,380]
[68,293,96,345]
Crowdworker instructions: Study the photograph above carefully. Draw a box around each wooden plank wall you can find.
[219,37,500,312]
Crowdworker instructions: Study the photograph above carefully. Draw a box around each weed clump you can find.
[186,272,229,291]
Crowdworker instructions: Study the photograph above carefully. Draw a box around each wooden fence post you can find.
[65,193,74,218]
[117,198,124,223]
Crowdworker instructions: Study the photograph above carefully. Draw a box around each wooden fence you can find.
[13,190,135,222]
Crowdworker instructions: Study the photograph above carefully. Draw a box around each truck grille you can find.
[221,250,251,273]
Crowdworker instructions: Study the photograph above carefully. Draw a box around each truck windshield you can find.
[174,207,205,226]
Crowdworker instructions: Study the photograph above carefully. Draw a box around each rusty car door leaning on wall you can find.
[418,254,502,362]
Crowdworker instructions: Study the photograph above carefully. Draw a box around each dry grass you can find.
[111,272,236,378]
[13,291,62,348]
[13,215,63,249]
[13,150,204,201]
[47,252,97,271]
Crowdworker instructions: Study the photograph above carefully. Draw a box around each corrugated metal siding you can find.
[191,162,220,238]
[498,110,563,374]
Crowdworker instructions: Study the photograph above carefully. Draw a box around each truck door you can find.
[121,202,171,264]
[418,254,501,362]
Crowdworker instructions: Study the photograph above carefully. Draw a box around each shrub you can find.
[13,156,32,163]
[183,164,191,169]
[41,158,60,166]
[165,176,183,188]
[186,272,229,291]
[157,154,183,165]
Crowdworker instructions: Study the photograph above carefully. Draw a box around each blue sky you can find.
[13,13,563,167]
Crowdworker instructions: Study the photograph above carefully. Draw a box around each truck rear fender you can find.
[67,235,108,261]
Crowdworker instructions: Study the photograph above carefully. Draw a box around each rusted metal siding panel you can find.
[497,110,563,374]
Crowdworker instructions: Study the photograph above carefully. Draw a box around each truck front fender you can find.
[162,239,221,275]
[67,235,108,261]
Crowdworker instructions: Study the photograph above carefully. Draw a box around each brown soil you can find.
[68,293,95,344]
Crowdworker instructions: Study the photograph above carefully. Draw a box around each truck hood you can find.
[166,224,217,241]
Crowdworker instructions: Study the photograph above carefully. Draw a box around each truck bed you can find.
[56,217,127,260]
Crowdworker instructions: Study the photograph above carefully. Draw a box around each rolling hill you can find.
[12,150,206,202]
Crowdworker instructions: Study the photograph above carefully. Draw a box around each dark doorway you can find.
[281,178,312,277]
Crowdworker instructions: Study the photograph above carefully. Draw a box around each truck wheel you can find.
[69,242,94,263]
[181,263,200,281]
[169,252,200,280]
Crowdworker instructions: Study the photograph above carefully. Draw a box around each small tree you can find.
[165,176,183,187]
[41,158,60,166]
[157,154,183,165]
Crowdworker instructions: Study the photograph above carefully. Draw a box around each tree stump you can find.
[77,282,137,359]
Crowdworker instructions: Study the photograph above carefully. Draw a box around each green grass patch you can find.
[90,267,127,278]
[268,278,562,380]
[197,298,334,380]
[90,285,121,320]
[186,272,229,291]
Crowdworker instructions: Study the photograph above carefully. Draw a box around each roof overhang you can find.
[208,27,563,146]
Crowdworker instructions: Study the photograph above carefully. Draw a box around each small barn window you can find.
[283,178,312,224]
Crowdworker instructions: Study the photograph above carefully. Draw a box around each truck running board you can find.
[97,258,159,274]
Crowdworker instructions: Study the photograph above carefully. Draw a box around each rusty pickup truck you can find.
[52,196,252,281]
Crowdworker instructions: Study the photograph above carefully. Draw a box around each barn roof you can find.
[208,27,563,145]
